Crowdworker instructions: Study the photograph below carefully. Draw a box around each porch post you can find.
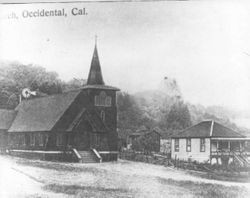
[228,141,230,151]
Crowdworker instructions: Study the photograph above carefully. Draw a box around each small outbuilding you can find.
[128,126,161,153]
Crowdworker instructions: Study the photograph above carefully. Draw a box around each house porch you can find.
[210,138,250,166]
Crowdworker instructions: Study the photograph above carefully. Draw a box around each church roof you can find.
[171,120,245,138]
[7,44,119,133]
[0,109,16,130]
[87,44,105,85]
[8,90,81,132]
[66,108,108,133]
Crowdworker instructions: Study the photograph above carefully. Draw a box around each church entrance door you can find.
[74,131,90,150]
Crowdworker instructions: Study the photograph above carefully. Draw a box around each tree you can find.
[166,101,192,130]
[0,61,63,109]
[62,78,86,91]
[131,133,159,154]
[117,92,143,130]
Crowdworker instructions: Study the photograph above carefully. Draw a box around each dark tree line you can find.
[0,62,63,109]
[0,62,88,109]
[117,91,192,135]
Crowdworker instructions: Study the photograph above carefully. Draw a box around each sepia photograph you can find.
[0,0,250,197]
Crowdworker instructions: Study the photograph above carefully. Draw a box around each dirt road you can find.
[0,156,65,198]
[0,156,42,198]
[0,155,250,198]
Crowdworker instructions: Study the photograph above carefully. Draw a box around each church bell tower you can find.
[85,38,120,154]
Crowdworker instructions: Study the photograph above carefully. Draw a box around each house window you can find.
[174,139,179,152]
[94,91,112,107]
[101,111,105,122]
[200,138,205,152]
[56,134,64,146]
[186,138,191,152]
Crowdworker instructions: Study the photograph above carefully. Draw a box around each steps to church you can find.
[77,151,99,163]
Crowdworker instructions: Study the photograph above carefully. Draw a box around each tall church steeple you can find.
[87,37,105,85]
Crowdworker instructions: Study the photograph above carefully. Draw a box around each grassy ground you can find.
[42,178,249,198]
[1,156,250,198]
[157,178,248,198]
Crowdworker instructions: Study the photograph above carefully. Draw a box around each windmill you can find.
[19,88,37,103]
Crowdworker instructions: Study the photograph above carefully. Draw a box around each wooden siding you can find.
[0,130,7,152]
[171,138,211,163]
[8,132,49,150]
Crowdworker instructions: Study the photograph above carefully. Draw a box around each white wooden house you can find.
[171,120,250,166]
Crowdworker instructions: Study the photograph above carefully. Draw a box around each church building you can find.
[3,43,120,162]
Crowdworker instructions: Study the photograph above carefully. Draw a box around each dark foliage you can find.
[0,62,63,109]
[165,101,192,130]
[131,134,159,154]
[117,92,148,130]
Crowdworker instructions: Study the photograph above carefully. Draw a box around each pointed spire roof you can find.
[87,39,105,85]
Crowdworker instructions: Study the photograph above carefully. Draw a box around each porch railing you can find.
[211,150,250,156]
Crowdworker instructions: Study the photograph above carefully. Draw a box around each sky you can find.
[0,0,250,113]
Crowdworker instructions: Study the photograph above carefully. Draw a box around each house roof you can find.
[8,90,81,132]
[152,127,164,134]
[0,109,16,130]
[117,129,132,139]
[129,126,148,136]
[136,125,148,132]
[130,127,162,137]
[160,132,171,139]
[129,132,144,137]
[171,120,245,138]
[87,44,105,85]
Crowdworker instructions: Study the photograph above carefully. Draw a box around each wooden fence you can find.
[119,151,172,166]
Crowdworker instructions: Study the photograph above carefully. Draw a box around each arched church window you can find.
[95,91,112,107]
[101,111,105,122]
[100,91,106,98]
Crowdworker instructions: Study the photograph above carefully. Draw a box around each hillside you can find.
[131,77,250,136]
